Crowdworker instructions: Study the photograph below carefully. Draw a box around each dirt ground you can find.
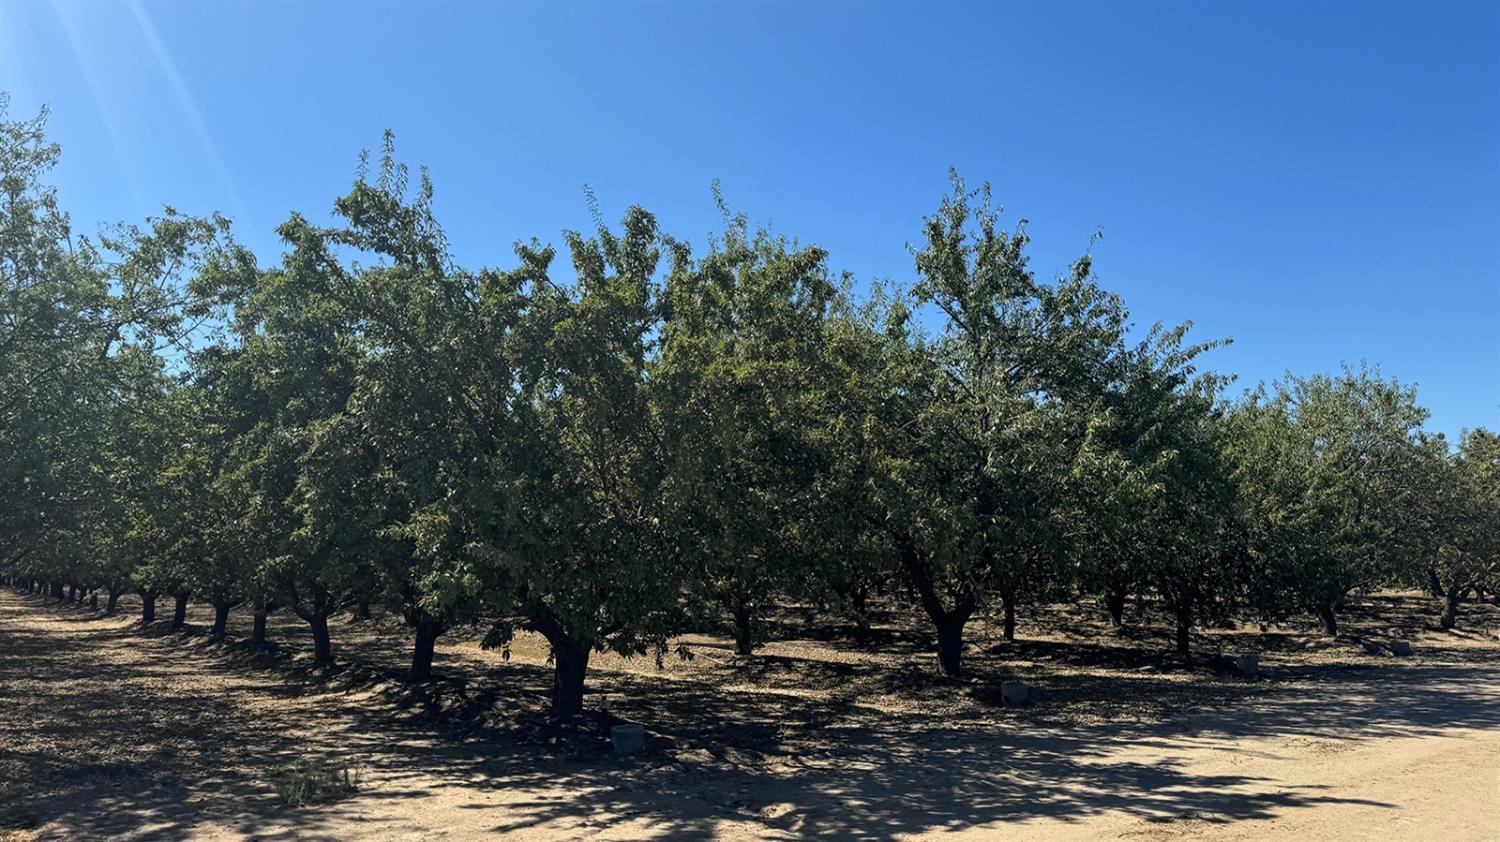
[1,588,1497,841]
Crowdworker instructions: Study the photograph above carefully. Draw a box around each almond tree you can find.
[0,96,243,602]
[1425,428,1499,628]
[489,209,683,714]
[226,214,374,666]
[657,204,837,655]
[304,145,686,710]
[1231,365,1433,635]
[298,145,508,680]
[857,175,1125,675]
[1068,323,1230,640]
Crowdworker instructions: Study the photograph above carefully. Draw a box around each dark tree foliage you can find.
[2,100,1488,717]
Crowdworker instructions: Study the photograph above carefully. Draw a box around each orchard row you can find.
[3,102,1495,714]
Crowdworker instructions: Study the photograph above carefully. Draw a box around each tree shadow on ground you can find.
[3,589,1498,840]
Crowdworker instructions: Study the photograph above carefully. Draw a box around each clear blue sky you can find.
[3,1,1496,436]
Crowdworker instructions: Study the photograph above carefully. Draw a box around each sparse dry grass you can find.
[271,761,363,807]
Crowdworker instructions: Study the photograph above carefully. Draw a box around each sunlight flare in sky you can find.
[124,0,252,230]
[51,1,147,211]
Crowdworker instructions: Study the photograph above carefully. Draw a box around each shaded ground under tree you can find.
[2,589,1498,841]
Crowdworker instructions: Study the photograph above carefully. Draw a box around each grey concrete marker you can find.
[611,724,645,756]
[1001,680,1029,705]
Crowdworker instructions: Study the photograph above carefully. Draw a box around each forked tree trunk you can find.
[172,590,190,630]
[935,616,967,676]
[292,585,336,664]
[894,531,974,677]
[527,599,593,716]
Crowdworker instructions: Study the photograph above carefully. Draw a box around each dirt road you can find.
[1,589,1496,840]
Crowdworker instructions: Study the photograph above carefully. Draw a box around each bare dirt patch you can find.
[2,589,1498,840]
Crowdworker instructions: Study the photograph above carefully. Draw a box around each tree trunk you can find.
[850,586,871,635]
[354,598,371,621]
[211,601,232,637]
[252,602,269,645]
[1001,594,1017,642]
[1427,567,1446,599]
[140,592,158,624]
[408,617,443,681]
[106,589,120,614]
[731,594,755,656]
[66,584,76,602]
[90,593,98,610]
[935,616,966,676]
[307,613,333,665]
[50,581,64,600]
[893,530,973,678]
[1314,601,1338,637]
[172,590,190,630]
[1174,603,1193,655]
[1105,587,1127,628]
[551,638,590,717]
[1439,587,1464,630]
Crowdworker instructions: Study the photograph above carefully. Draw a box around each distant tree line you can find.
[3,98,1495,715]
